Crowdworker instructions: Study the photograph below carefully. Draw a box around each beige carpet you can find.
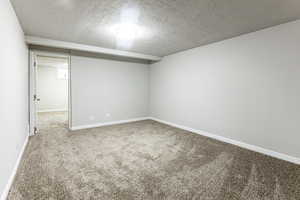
[8,112,300,200]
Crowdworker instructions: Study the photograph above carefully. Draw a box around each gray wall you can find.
[150,20,300,158]
[0,0,28,197]
[37,66,68,112]
[71,55,149,127]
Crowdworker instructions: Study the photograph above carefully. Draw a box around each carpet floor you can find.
[8,112,300,200]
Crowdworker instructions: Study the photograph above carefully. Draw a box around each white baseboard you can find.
[0,136,29,200]
[71,117,149,131]
[149,117,300,165]
[38,109,67,113]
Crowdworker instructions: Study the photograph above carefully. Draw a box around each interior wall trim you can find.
[0,135,29,200]
[38,109,68,113]
[25,36,162,61]
[149,117,300,165]
[70,117,149,131]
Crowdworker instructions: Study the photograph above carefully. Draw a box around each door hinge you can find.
[34,127,38,134]
[33,94,40,101]
[34,61,37,67]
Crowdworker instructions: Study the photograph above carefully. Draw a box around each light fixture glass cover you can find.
[112,3,141,49]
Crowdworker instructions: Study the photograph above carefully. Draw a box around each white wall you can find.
[71,56,149,127]
[150,20,300,159]
[37,66,68,112]
[0,0,28,198]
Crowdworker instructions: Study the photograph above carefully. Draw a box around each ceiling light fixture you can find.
[111,23,142,49]
[110,4,142,49]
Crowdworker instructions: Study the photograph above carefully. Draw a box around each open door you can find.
[29,51,38,135]
[29,50,71,135]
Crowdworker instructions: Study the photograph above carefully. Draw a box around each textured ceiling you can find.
[11,0,300,56]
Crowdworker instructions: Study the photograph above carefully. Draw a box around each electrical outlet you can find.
[105,113,111,117]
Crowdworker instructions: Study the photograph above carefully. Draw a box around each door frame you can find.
[29,50,72,135]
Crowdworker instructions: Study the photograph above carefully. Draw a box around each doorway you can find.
[29,51,71,135]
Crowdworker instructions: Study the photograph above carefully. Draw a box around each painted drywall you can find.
[71,56,149,127]
[37,66,68,112]
[150,20,300,158]
[0,0,28,198]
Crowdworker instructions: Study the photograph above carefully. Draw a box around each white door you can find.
[29,50,72,134]
[29,51,39,135]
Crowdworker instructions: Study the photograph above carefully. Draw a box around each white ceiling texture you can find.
[11,0,300,56]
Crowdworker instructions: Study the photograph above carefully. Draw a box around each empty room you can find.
[0,0,299,200]
[36,55,69,131]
